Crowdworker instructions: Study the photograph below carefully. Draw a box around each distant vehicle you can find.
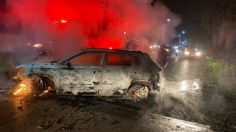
[162,45,184,58]
[12,48,165,101]
[183,48,202,58]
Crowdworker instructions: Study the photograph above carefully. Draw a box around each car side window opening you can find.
[69,52,103,66]
[107,53,133,66]
[133,56,141,65]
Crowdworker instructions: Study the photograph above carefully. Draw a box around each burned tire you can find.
[30,75,55,97]
[127,84,149,101]
[30,75,46,97]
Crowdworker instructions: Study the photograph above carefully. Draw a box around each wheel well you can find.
[128,81,152,91]
[40,76,55,90]
[29,74,55,90]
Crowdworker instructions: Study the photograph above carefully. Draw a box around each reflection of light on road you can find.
[193,80,200,90]
[168,116,212,131]
[182,60,189,74]
[180,80,188,91]
[11,96,28,123]
[174,60,190,81]
[178,79,201,92]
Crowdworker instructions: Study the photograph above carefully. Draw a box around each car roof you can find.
[80,48,143,54]
[58,48,144,64]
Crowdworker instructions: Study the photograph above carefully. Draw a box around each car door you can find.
[59,52,104,95]
[98,53,134,96]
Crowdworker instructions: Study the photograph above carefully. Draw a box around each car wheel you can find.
[127,84,149,101]
[31,75,46,97]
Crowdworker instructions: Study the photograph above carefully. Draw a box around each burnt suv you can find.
[12,48,165,100]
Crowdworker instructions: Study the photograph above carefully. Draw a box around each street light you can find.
[167,18,171,22]
[162,18,171,44]
[178,30,187,46]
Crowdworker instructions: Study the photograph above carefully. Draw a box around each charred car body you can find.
[12,48,165,100]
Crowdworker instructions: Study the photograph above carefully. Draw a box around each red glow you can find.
[9,0,178,53]
[4,0,180,62]
[46,0,125,49]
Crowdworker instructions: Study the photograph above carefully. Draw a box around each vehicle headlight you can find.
[195,51,201,56]
[184,51,190,55]
[165,48,170,52]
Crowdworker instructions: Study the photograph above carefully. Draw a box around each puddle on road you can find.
[165,79,202,94]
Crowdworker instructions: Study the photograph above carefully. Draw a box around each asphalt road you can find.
[0,57,234,132]
[163,58,236,131]
[165,58,205,81]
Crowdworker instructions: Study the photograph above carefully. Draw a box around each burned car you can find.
[12,48,165,100]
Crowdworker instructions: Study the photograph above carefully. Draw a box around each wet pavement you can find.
[163,58,236,131]
[0,96,212,132]
[164,58,204,95]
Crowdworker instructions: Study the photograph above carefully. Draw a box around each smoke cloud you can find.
[0,0,180,63]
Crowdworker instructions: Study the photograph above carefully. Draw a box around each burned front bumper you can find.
[11,67,33,96]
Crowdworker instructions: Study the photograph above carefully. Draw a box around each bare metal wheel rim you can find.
[31,76,46,96]
[129,85,149,100]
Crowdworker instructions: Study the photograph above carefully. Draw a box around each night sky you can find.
[161,0,211,46]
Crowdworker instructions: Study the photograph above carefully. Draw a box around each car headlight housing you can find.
[14,67,25,78]
[195,51,201,56]
[184,51,190,55]
[165,48,170,52]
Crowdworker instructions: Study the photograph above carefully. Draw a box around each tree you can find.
[201,0,236,61]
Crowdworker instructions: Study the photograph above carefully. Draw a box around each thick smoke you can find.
[0,0,180,63]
